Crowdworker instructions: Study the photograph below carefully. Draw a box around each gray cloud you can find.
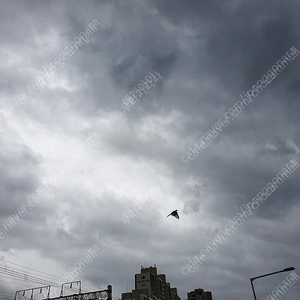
[0,0,300,299]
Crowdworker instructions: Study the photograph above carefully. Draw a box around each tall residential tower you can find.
[122,265,180,300]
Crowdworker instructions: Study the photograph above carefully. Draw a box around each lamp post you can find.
[250,267,295,300]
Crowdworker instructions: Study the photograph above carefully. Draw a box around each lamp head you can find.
[283,267,295,272]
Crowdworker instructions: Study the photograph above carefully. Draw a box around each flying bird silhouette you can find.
[167,210,179,219]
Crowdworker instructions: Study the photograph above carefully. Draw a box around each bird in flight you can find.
[167,210,179,219]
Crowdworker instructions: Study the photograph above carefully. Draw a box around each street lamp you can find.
[250,267,295,300]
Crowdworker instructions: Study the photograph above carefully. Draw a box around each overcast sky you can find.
[1,1,300,299]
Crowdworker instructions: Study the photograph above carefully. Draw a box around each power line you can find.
[0,293,14,296]
[0,275,55,287]
[0,278,33,287]
[0,259,101,292]
[0,268,81,295]
[0,267,60,286]
[0,267,107,299]
[0,257,109,296]
[0,266,88,293]
[0,260,67,284]
[0,297,12,300]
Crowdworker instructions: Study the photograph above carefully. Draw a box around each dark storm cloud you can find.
[110,50,177,93]
[258,137,297,157]
[0,137,41,216]
[151,0,300,87]
[1,0,300,299]
[63,4,180,115]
